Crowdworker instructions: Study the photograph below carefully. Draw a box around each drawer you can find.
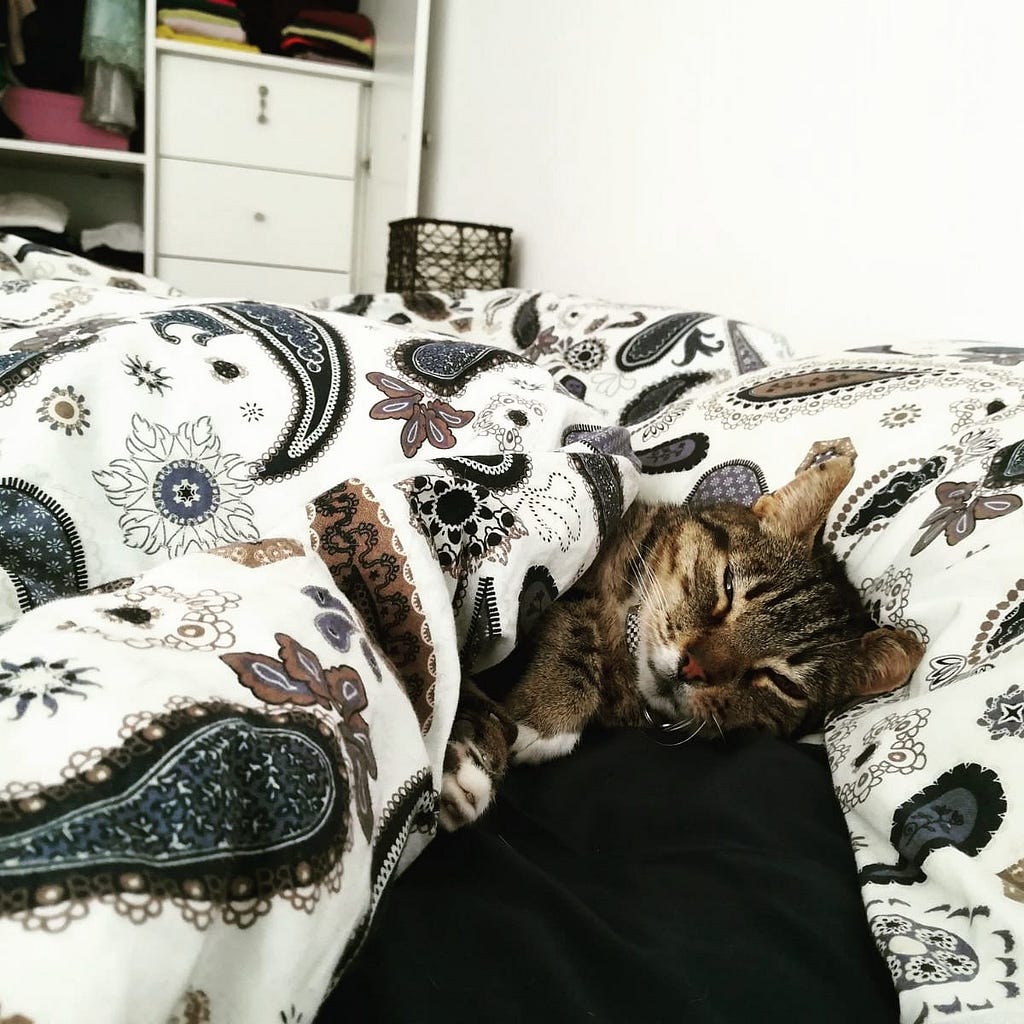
[157,257,349,306]
[158,52,362,178]
[157,158,354,270]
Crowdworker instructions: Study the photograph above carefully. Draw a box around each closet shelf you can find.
[0,138,145,175]
[154,38,379,85]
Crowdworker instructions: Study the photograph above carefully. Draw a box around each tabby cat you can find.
[439,454,925,831]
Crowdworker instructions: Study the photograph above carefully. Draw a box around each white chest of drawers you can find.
[154,50,365,304]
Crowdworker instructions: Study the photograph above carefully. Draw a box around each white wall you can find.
[421,1,1024,355]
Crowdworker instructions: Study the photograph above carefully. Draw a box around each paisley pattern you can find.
[568,451,625,543]
[858,763,1006,886]
[435,453,531,492]
[0,477,88,611]
[392,338,526,397]
[147,308,238,347]
[635,432,710,475]
[843,457,948,536]
[617,371,714,426]
[614,312,716,371]
[331,769,436,980]
[686,459,767,506]
[215,302,354,481]
[309,479,436,732]
[0,701,350,923]
[461,576,502,664]
[985,438,1024,489]
[734,367,924,404]
[221,632,377,842]
[366,371,475,458]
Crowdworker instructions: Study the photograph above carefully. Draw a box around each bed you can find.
[0,232,1020,1024]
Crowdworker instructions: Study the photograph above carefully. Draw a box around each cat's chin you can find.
[635,648,691,724]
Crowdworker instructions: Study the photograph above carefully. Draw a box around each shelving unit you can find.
[0,0,430,294]
[0,138,146,173]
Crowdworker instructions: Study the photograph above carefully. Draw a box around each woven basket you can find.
[386,218,512,292]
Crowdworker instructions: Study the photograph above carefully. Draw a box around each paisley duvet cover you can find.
[0,233,1020,1023]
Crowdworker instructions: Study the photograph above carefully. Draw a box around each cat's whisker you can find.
[660,716,694,733]
[681,719,707,744]
[657,717,706,746]
[711,712,724,739]
[798,635,855,655]
[628,536,664,602]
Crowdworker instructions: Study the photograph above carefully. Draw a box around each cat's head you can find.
[634,456,925,737]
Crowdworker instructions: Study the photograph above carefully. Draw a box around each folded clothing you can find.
[79,221,144,273]
[235,0,358,55]
[280,10,374,68]
[0,192,69,234]
[80,221,143,255]
[154,25,259,53]
[157,0,252,46]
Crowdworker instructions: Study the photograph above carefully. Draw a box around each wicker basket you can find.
[386,217,513,292]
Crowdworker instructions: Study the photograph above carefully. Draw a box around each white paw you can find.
[438,740,493,831]
[511,724,581,765]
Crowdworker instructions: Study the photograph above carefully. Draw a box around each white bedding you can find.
[0,235,1021,1023]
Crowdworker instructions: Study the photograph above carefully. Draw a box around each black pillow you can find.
[322,728,897,1024]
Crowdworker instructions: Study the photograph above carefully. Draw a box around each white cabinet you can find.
[157,158,357,269]
[157,54,362,177]
[158,257,349,304]
[0,0,430,303]
[153,47,364,302]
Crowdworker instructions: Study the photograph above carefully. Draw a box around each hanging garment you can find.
[80,0,144,136]
[81,58,135,134]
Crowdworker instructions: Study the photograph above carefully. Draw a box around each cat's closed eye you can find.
[755,667,807,703]
[710,564,735,622]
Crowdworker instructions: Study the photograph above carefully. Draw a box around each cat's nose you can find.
[677,651,706,683]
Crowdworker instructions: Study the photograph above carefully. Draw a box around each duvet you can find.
[0,233,1021,1024]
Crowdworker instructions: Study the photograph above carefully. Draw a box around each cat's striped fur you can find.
[439,455,925,830]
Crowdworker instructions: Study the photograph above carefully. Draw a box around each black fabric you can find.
[322,728,898,1024]
[0,226,78,253]
[82,245,143,273]
[14,0,86,92]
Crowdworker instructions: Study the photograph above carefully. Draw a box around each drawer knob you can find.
[257,84,269,125]
[254,211,266,222]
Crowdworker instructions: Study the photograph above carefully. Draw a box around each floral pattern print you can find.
[366,371,475,458]
[872,914,979,991]
[399,471,528,579]
[123,355,172,395]
[92,414,258,557]
[911,480,1022,555]
[36,385,90,435]
[0,656,98,719]
[880,403,922,429]
[978,683,1024,740]
[220,628,378,841]
[472,392,546,452]
[57,585,241,652]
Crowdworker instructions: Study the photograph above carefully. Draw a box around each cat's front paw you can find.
[439,738,494,831]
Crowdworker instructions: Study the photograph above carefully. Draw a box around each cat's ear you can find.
[853,628,925,695]
[751,456,854,550]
